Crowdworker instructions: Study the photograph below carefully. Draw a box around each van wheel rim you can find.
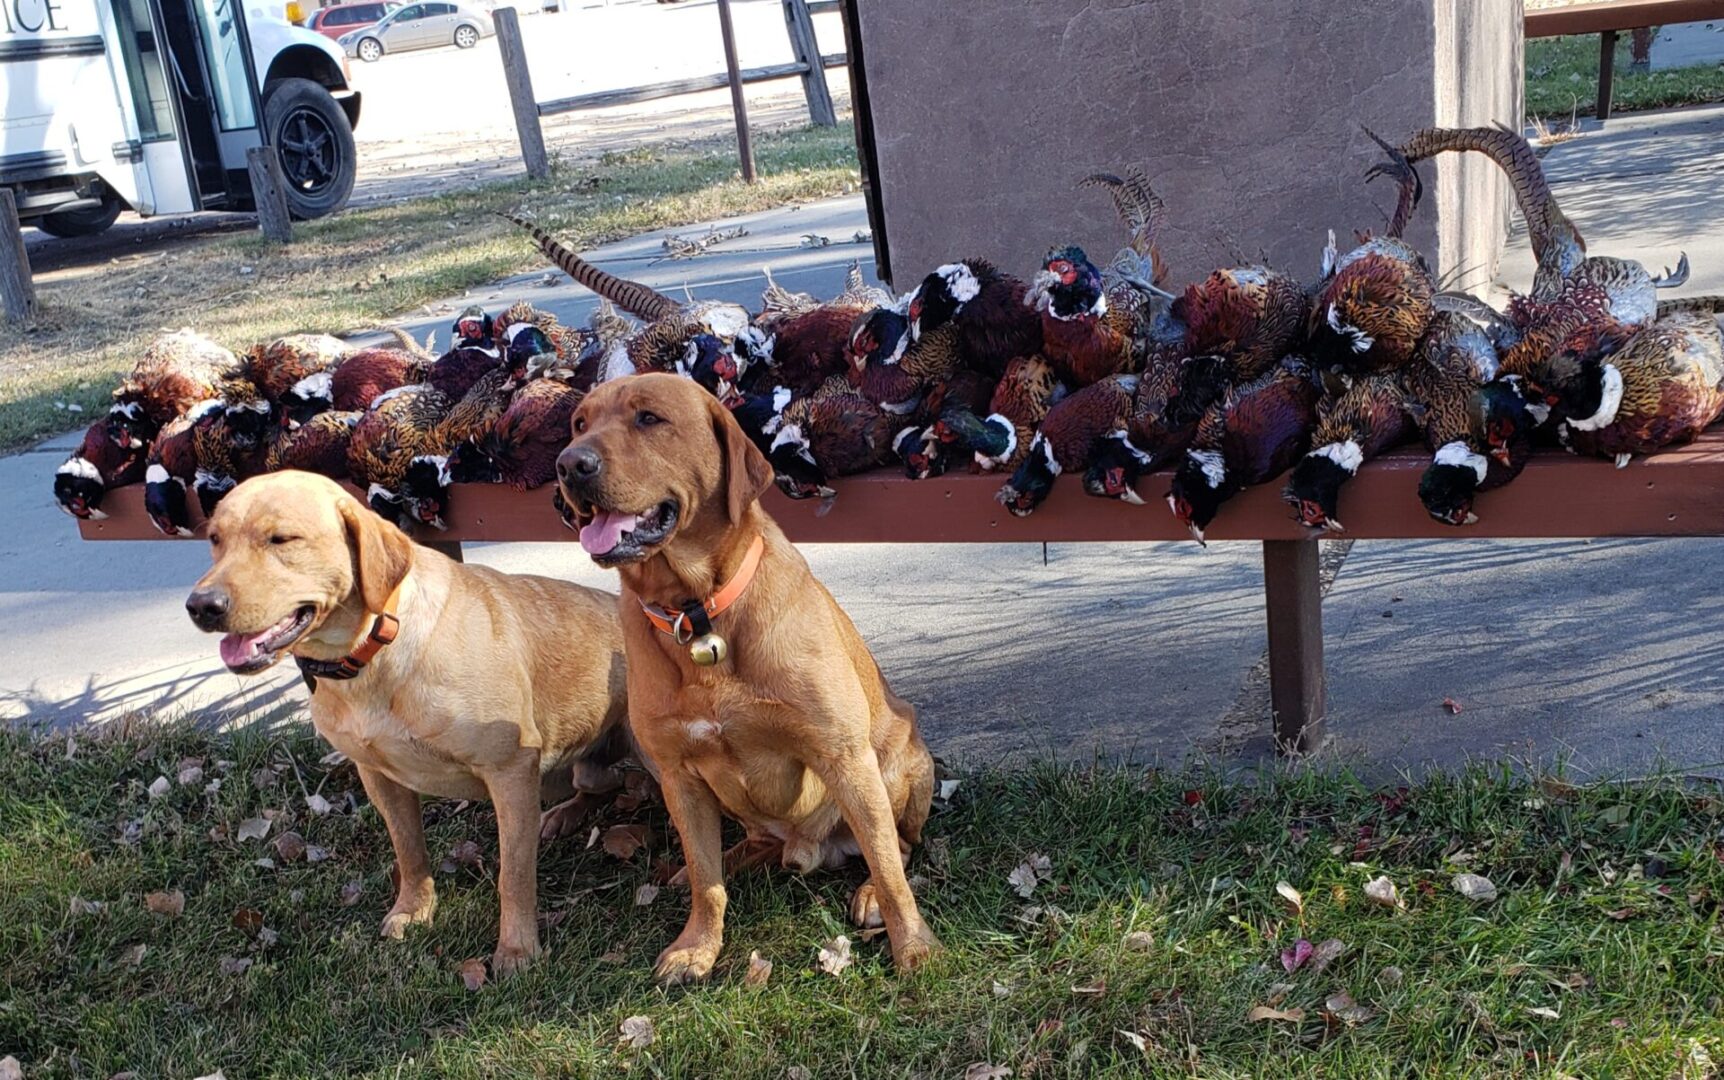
[278,107,340,195]
[360,39,380,59]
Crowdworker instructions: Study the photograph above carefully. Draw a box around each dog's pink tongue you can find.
[579,510,639,556]
[219,631,268,669]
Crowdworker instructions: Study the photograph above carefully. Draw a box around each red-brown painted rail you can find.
[76,433,1724,753]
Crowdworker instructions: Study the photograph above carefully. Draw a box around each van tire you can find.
[263,77,357,220]
[35,196,124,238]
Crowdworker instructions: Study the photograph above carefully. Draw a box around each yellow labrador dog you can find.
[186,470,628,974]
[556,373,940,984]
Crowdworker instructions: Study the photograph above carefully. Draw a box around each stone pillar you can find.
[852,0,1522,295]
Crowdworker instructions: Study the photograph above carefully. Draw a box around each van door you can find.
[103,0,198,213]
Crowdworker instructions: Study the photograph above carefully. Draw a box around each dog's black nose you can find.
[557,445,602,483]
[186,588,231,630]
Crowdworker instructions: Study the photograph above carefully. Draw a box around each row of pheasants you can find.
[57,125,1724,539]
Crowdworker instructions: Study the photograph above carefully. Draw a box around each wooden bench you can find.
[1526,0,1724,121]
[74,430,1724,755]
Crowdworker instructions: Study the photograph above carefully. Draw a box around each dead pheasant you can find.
[1283,372,1416,532]
[1395,125,1687,325]
[107,329,240,450]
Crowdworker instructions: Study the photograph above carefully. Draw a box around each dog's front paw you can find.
[890,923,942,973]
[492,937,542,977]
[379,885,438,940]
[653,936,720,986]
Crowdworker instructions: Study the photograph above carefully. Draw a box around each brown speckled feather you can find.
[246,334,349,401]
[348,385,453,491]
[782,376,897,475]
[265,410,359,477]
[118,329,241,423]
[1566,313,1724,459]
[1038,373,1139,469]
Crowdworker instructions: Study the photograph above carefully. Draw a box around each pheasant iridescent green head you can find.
[1034,245,1106,321]
[906,262,981,342]
[452,306,493,348]
[504,324,557,374]
[846,307,909,372]
[1541,341,1625,433]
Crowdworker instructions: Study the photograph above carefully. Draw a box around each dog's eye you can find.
[209,534,221,547]
[573,416,587,434]
[637,411,664,428]
[270,535,297,546]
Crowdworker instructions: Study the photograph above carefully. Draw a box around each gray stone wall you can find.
[856,0,1522,293]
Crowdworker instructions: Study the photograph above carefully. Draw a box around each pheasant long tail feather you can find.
[1080,167,1169,286]
[1657,293,1724,317]
[503,214,681,322]
[1397,125,1577,263]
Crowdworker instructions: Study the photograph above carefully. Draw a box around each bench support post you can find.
[1597,29,1618,122]
[494,7,550,180]
[424,540,464,564]
[1262,539,1325,755]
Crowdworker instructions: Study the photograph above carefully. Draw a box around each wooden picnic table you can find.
[75,430,1724,756]
[1526,0,1724,120]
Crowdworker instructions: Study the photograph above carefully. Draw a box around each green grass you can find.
[0,122,861,451]
[3,719,1722,1078]
[1527,33,1724,119]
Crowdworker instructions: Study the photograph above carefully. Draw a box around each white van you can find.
[3,0,360,236]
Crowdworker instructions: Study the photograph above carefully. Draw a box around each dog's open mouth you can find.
[577,499,678,564]
[219,605,315,674]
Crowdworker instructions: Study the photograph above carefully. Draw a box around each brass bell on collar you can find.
[688,632,729,666]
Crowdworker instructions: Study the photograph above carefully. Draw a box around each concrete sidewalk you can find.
[7,109,1724,779]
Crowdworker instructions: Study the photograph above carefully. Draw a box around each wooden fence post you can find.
[715,0,758,183]
[494,7,550,180]
[1,188,39,323]
[246,147,294,243]
[782,0,835,126]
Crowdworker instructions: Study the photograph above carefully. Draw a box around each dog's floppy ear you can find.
[339,495,413,612]
[709,393,774,525]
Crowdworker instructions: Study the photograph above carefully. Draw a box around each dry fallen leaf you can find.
[305,794,332,816]
[1248,1005,1306,1023]
[236,817,271,842]
[1325,991,1374,1026]
[178,764,204,787]
[786,1069,812,1080]
[306,845,330,864]
[144,890,185,917]
[937,779,961,800]
[458,957,487,991]
[618,1014,655,1049]
[1007,852,1052,898]
[334,881,363,909]
[1452,873,1498,902]
[1309,938,1348,973]
[817,935,852,976]
[745,950,773,987]
[1070,979,1107,996]
[1378,965,1404,987]
[1605,907,1637,921]
[1276,880,1304,915]
[319,750,348,768]
[634,883,659,907]
[219,956,252,976]
[599,948,628,965]
[992,979,1015,998]
[69,896,106,917]
[231,907,264,936]
[119,943,148,967]
[443,839,482,871]
[192,1071,226,1080]
[1122,930,1155,953]
[0,1056,20,1080]
[1527,1005,1561,1020]
[147,776,172,800]
[1117,1029,1149,1054]
[602,824,649,861]
[963,1065,1011,1080]
[274,832,307,863]
[1442,697,1462,715]
[1364,876,1404,909]
[1281,938,1314,973]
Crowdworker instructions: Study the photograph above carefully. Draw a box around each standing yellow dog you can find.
[186,470,628,974]
[556,373,941,984]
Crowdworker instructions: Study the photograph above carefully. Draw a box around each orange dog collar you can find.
[297,579,404,689]
[640,535,764,663]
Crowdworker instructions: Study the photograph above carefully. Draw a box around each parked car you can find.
[338,2,493,61]
[305,1,397,42]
